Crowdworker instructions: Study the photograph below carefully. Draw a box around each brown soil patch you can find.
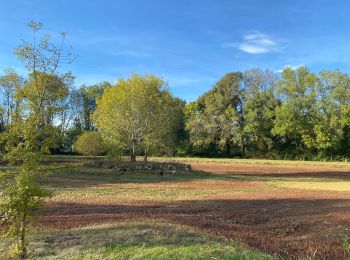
[39,196,350,259]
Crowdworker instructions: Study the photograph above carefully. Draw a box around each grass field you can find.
[1,156,350,259]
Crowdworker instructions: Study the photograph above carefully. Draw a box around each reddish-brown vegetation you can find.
[37,161,350,259]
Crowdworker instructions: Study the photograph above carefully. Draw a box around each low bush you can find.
[74,131,106,156]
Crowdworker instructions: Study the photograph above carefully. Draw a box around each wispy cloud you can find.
[239,32,277,54]
[274,64,304,73]
[225,32,282,54]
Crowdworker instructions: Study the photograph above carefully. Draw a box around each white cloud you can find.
[274,64,304,73]
[224,32,281,54]
[238,43,272,54]
[239,32,277,54]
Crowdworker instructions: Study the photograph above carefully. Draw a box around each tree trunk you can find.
[19,212,27,260]
[130,140,136,161]
[224,142,231,157]
[144,148,148,162]
[241,136,246,156]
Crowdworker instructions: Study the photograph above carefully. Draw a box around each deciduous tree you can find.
[0,21,74,259]
[272,67,318,156]
[243,69,279,156]
[93,74,182,161]
[186,72,244,156]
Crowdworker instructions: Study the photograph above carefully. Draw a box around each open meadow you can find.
[1,156,350,259]
[3,2,350,259]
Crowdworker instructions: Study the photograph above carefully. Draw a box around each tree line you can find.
[183,68,349,160]
[186,68,350,160]
[2,66,350,161]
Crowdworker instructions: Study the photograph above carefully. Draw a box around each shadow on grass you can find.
[0,155,339,186]
[23,221,275,260]
[40,198,350,224]
[42,163,350,190]
[43,163,216,187]
[38,198,350,259]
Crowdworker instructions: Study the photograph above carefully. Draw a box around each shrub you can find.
[340,231,350,257]
[74,131,106,156]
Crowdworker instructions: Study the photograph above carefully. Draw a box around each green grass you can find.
[40,162,350,205]
[271,177,350,191]
[43,154,350,167]
[1,221,276,260]
[43,166,271,203]
[151,156,350,167]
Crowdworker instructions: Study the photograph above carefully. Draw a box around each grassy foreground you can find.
[1,221,275,260]
[1,156,350,259]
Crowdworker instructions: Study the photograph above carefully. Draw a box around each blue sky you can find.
[1,0,350,101]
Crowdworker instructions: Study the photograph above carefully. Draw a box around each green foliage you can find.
[272,67,350,158]
[183,67,350,159]
[61,118,82,152]
[340,231,350,256]
[0,67,22,128]
[272,67,319,151]
[74,131,107,156]
[22,72,71,122]
[0,168,50,258]
[316,70,350,152]
[185,72,245,156]
[94,74,183,161]
[184,101,200,120]
[243,69,279,156]
[76,82,111,131]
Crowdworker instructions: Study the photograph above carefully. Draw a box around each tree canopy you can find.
[93,74,184,161]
